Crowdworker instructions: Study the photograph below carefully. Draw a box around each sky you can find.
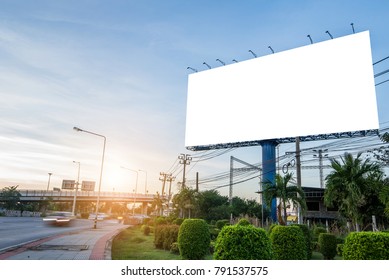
[1,0,389,199]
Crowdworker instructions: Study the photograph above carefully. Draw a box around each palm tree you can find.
[324,152,383,231]
[262,173,306,225]
[379,179,389,218]
[172,186,197,218]
[151,192,165,216]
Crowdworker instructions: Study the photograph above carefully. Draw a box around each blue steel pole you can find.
[261,140,278,222]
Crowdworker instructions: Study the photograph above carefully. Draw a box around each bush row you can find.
[151,216,389,260]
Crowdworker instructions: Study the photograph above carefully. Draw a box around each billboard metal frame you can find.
[186,129,379,151]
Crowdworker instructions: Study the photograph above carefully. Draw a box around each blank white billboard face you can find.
[185,31,379,148]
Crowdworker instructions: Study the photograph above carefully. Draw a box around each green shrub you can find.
[318,233,337,260]
[154,225,166,249]
[343,232,389,260]
[215,219,230,229]
[313,226,327,240]
[209,241,215,254]
[154,224,179,250]
[293,224,312,259]
[178,219,210,260]
[267,223,278,236]
[270,225,307,260]
[143,217,151,226]
[141,225,151,236]
[170,242,180,254]
[336,236,345,245]
[209,225,220,241]
[173,218,184,225]
[154,216,168,226]
[336,244,344,257]
[214,224,272,260]
[163,225,180,250]
[312,241,319,251]
[236,218,251,226]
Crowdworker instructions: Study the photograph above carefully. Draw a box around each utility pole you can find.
[166,175,175,198]
[178,154,192,188]
[159,172,170,195]
[166,175,175,213]
[313,149,328,189]
[195,172,199,192]
[295,137,302,224]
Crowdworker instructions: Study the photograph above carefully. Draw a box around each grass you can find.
[112,226,182,260]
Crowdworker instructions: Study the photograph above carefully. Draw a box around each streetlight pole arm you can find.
[73,126,106,229]
[73,127,106,140]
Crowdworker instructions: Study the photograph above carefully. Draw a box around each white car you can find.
[43,211,75,226]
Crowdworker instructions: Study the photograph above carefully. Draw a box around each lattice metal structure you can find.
[186,129,379,151]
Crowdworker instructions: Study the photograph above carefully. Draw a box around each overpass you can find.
[1,189,161,204]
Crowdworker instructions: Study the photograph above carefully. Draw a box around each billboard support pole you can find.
[260,140,278,222]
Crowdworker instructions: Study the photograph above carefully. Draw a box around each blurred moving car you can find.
[43,211,76,226]
[88,213,109,220]
[123,214,150,225]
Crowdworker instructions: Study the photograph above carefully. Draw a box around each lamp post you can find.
[46,172,52,192]
[72,161,80,216]
[121,167,138,215]
[73,126,106,229]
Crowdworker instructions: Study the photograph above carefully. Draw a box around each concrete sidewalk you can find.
[0,220,128,260]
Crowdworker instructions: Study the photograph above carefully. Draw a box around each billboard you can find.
[185,31,379,148]
[62,180,75,190]
[81,181,95,191]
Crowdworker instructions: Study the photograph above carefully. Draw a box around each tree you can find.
[246,198,270,221]
[324,152,384,231]
[172,186,198,218]
[379,178,389,219]
[196,190,228,222]
[151,192,165,216]
[0,186,21,210]
[230,196,248,217]
[262,173,306,225]
[370,132,389,221]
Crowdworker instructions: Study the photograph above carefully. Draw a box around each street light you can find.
[72,161,80,216]
[46,172,52,191]
[73,126,106,229]
[121,167,138,215]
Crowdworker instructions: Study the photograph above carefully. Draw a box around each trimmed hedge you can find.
[343,232,389,260]
[236,218,251,226]
[213,224,272,260]
[141,225,151,236]
[313,226,327,239]
[293,224,312,259]
[173,218,184,225]
[318,233,337,260]
[215,219,230,230]
[178,219,210,260]
[270,225,307,260]
[154,224,179,250]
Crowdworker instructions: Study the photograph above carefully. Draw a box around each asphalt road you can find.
[0,216,93,252]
